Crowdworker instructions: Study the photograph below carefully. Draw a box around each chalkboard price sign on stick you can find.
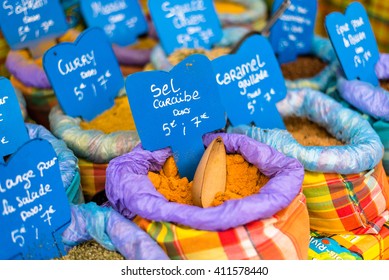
[269,0,317,64]
[125,54,226,179]
[213,34,287,129]
[0,139,71,260]
[0,0,68,53]
[80,0,148,46]
[0,77,29,163]
[43,27,124,121]
[148,0,223,55]
[325,2,380,86]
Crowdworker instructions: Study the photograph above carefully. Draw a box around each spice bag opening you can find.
[230,88,384,174]
[106,132,305,231]
[5,29,80,129]
[61,202,169,260]
[48,91,140,202]
[25,123,84,204]
[336,53,389,122]
[149,26,251,71]
[282,36,339,93]
[215,0,268,30]
[105,132,309,260]
[228,88,389,234]
[309,222,389,260]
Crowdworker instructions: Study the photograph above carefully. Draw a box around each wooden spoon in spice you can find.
[192,136,227,208]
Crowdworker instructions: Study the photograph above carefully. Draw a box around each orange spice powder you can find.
[148,154,269,207]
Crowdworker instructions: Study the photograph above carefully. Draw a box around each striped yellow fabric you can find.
[303,162,389,234]
[78,158,108,202]
[134,193,310,260]
[309,222,389,260]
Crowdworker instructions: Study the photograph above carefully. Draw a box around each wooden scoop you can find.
[192,136,227,208]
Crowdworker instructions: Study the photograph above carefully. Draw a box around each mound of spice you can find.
[284,116,344,146]
[147,154,269,207]
[56,240,125,260]
[380,79,389,91]
[168,47,231,66]
[281,56,327,80]
[80,96,136,133]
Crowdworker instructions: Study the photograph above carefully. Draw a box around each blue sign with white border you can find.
[0,138,71,260]
[43,27,124,121]
[148,0,223,55]
[269,0,317,64]
[325,2,379,86]
[125,54,226,179]
[80,0,148,46]
[0,77,29,163]
[0,0,68,50]
[213,34,287,129]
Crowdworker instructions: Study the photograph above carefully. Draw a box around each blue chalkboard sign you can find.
[0,77,29,163]
[0,139,71,260]
[325,2,379,86]
[0,0,68,50]
[213,34,287,129]
[125,54,226,179]
[148,0,223,55]
[80,0,148,46]
[43,27,124,121]
[269,0,317,64]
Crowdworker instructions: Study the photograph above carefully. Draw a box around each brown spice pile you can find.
[148,154,269,207]
[56,240,125,260]
[80,96,136,133]
[284,116,344,146]
[281,56,327,80]
[380,80,389,91]
[168,47,231,66]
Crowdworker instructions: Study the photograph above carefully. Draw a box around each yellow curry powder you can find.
[148,154,269,207]
[214,1,246,14]
[80,96,136,133]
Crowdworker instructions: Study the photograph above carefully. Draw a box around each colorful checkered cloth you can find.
[304,162,389,234]
[134,193,310,260]
[309,222,389,260]
[316,0,389,52]
[78,158,108,202]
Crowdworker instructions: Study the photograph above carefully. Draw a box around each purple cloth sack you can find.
[337,53,389,121]
[106,133,304,231]
[62,203,169,260]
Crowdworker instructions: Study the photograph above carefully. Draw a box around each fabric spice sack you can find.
[215,0,268,30]
[5,29,80,129]
[229,88,389,235]
[106,133,310,260]
[49,92,140,202]
[25,123,84,204]
[280,36,339,93]
[336,53,389,177]
[309,222,389,260]
[61,202,169,260]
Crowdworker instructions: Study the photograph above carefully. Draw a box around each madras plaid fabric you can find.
[309,222,389,260]
[303,162,389,234]
[134,193,310,260]
[78,158,108,202]
[316,0,389,52]
[10,75,57,129]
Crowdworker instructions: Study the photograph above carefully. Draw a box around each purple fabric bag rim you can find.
[337,53,389,121]
[106,132,304,231]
